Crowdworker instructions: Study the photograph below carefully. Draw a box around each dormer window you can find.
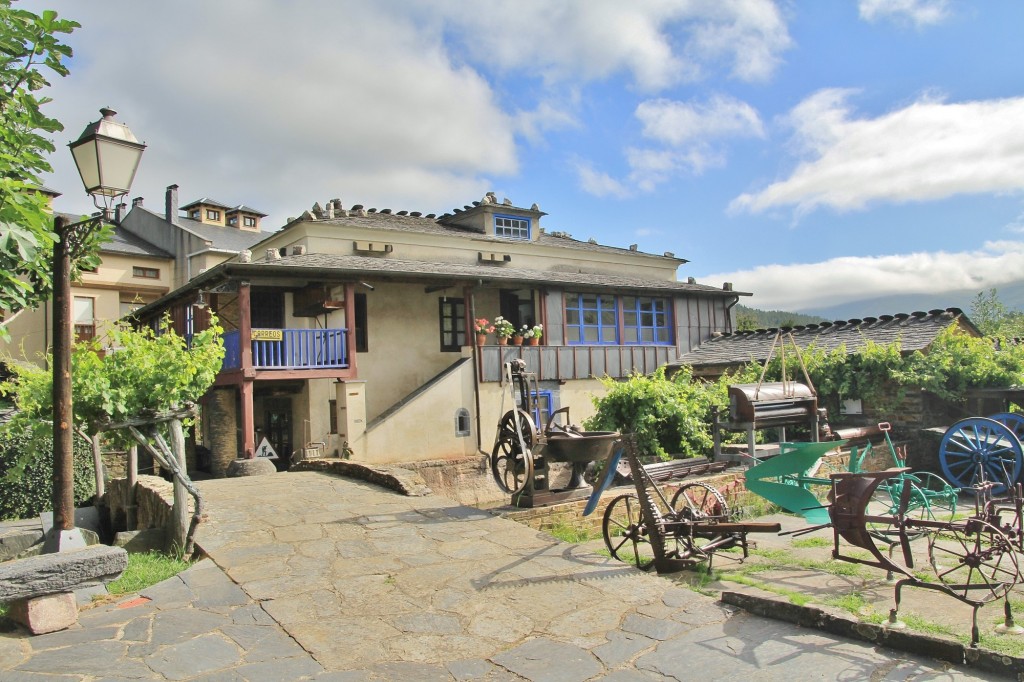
[190,210,200,220]
[244,216,256,228]
[227,216,238,227]
[206,209,220,221]
[495,215,530,240]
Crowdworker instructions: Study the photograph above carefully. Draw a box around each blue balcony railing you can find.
[221,328,348,370]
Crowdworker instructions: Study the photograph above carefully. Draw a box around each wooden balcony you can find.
[477,343,675,382]
[222,328,349,370]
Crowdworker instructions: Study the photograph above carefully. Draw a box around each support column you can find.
[241,380,255,459]
[335,380,367,459]
[344,282,358,374]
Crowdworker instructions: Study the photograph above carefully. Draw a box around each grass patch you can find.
[544,520,601,544]
[105,551,191,596]
[791,537,831,549]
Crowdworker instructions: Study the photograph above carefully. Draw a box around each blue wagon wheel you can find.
[990,412,1024,445]
[939,417,1022,494]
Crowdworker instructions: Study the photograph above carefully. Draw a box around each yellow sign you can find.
[251,329,283,341]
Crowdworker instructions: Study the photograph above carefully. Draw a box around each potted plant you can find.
[494,316,515,345]
[474,318,494,345]
[524,324,543,345]
[514,325,529,345]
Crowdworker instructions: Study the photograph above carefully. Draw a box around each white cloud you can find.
[701,241,1024,311]
[573,160,632,199]
[858,0,952,27]
[576,94,764,197]
[36,0,793,221]
[424,0,792,89]
[636,95,765,145]
[730,90,1024,216]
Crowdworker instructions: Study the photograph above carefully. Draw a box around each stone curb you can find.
[721,590,1024,678]
[290,458,433,496]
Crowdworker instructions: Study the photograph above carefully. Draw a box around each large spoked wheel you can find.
[991,412,1024,443]
[490,409,537,495]
[928,519,1021,604]
[867,474,957,547]
[669,482,736,561]
[939,417,1023,495]
[602,493,654,570]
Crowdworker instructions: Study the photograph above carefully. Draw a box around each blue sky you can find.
[32,1,1024,312]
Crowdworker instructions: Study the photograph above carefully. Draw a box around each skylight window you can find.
[495,215,530,240]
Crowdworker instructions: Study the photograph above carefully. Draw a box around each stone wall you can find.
[106,475,184,534]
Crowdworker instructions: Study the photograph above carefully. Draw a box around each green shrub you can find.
[0,428,95,521]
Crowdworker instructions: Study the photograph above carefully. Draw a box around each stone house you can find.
[0,185,266,369]
[131,193,747,477]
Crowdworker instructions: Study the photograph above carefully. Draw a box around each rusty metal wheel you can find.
[490,409,537,495]
[670,482,736,561]
[929,519,1021,604]
[602,493,654,570]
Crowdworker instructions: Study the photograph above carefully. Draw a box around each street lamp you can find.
[45,108,145,551]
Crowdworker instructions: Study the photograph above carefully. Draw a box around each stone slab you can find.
[0,545,127,601]
[226,458,277,477]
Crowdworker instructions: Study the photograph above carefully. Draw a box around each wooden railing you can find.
[221,328,348,370]
[477,343,675,382]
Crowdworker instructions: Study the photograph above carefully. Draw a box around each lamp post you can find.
[45,108,145,551]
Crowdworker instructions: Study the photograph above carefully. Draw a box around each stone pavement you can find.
[0,471,1010,680]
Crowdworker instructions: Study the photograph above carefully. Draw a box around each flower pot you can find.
[529,338,540,346]
[498,338,508,346]
[476,334,487,346]
[512,335,523,345]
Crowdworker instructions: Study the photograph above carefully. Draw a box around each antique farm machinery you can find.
[596,435,781,573]
[826,466,1024,647]
[490,360,620,507]
[938,414,1024,495]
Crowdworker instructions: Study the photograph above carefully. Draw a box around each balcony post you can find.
[238,281,252,371]
[237,282,255,458]
[344,283,357,374]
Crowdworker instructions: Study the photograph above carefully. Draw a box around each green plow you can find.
[744,440,848,524]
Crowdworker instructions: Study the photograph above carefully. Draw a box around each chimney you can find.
[292,245,306,256]
[266,248,281,261]
[165,184,179,224]
[723,282,733,291]
[239,249,251,263]
[115,202,128,224]
[131,196,144,208]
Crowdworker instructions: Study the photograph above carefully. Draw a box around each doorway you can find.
[264,398,293,470]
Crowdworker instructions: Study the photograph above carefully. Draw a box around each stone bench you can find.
[0,545,128,634]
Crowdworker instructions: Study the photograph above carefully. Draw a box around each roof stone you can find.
[677,308,973,368]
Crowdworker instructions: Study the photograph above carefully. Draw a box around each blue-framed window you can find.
[622,296,672,344]
[531,390,553,428]
[565,294,618,344]
[494,215,530,240]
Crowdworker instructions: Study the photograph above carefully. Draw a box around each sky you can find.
[28,0,1024,314]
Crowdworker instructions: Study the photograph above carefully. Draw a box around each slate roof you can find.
[676,308,978,368]
[104,226,172,259]
[180,197,232,211]
[229,204,267,217]
[133,207,266,252]
[212,252,738,296]
[294,208,685,263]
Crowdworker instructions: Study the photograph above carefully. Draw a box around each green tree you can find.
[0,2,80,339]
[969,288,1024,338]
[1,316,225,480]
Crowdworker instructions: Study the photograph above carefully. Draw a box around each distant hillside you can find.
[734,304,826,329]
[799,282,1024,321]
